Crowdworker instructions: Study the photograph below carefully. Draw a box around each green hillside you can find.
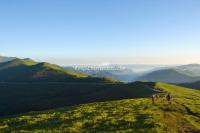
[0,82,154,116]
[0,82,200,133]
[0,58,37,70]
[180,81,200,90]
[0,58,87,82]
[0,58,120,83]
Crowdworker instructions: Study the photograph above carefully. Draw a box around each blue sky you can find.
[1,0,200,65]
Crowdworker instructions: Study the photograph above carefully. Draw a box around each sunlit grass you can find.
[0,82,200,133]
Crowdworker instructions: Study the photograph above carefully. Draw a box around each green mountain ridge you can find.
[0,58,36,70]
[0,82,200,132]
[0,58,119,83]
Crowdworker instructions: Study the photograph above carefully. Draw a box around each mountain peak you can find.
[0,58,37,71]
[35,62,63,71]
[9,58,36,65]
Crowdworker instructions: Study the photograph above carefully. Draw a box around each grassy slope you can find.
[0,58,88,81]
[0,58,120,83]
[0,58,37,70]
[0,82,200,132]
[179,81,200,90]
[0,82,154,116]
[33,62,88,78]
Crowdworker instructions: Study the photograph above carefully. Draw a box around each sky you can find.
[0,0,200,65]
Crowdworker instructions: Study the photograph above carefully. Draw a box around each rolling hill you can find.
[0,58,119,83]
[0,58,199,132]
[0,82,155,116]
[180,81,200,90]
[0,82,200,132]
[0,57,139,116]
[137,64,200,83]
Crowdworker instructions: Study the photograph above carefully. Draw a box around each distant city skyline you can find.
[1,0,200,65]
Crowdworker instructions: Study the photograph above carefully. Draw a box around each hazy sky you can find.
[1,0,200,65]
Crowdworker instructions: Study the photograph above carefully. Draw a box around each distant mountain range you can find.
[0,57,118,83]
[1,56,200,84]
[137,64,200,83]
[73,69,140,82]
[64,64,168,82]
[69,64,200,83]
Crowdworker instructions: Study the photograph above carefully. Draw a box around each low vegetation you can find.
[180,81,200,90]
[0,82,154,116]
[0,82,200,132]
